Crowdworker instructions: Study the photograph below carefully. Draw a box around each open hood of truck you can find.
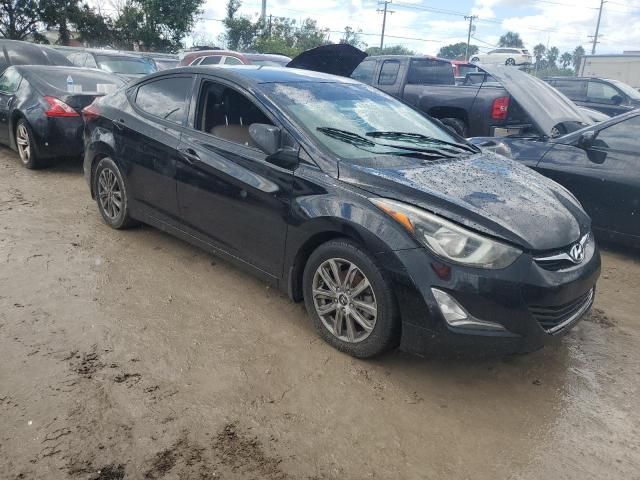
[287,44,367,77]
[478,65,594,137]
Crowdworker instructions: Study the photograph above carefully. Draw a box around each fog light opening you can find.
[431,288,507,331]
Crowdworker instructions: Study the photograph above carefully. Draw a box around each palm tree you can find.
[545,46,559,68]
[560,52,573,69]
[573,45,585,72]
[498,31,524,48]
[533,43,546,70]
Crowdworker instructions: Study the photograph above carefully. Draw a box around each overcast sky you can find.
[189,0,640,56]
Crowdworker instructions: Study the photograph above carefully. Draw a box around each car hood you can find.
[287,44,367,77]
[339,152,590,251]
[478,65,594,137]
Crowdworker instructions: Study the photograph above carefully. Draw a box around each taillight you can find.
[43,96,79,117]
[491,96,510,120]
[82,102,101,122]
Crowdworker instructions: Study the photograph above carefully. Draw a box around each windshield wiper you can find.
[316,127,377,147]
[316,127,460,159]
[365,131,479,154]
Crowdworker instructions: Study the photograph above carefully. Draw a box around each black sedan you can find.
[472,111,640,247]
[0,66,125,168]
[82,66,600,358]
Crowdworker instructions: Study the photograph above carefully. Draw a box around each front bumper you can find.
[378,240,601,356]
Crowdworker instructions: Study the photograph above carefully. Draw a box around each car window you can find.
[68,52,84,66]
[407,59,454,85]
[195,79,274,151]
[135,76,193,124]
[378,60,400,85]
[587,81,620,104]
[0,68,22,93]
[96,55,156,75]
[488,50,498,54]
[553,79,586,99]
[224,56,244,65]
[350,60,376,85]
[200,55,222,65]
[593,115,640,152]
[85,54,97,69]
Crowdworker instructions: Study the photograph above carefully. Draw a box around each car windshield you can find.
[260,82,469,161]
[608,79,640,100]
[95,56,157,75]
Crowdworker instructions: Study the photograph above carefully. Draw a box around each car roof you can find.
[85,50,146,59]
[134,65,360,86]
[244,53,292,60]
[366,54,451,63]
[545,76,615,82]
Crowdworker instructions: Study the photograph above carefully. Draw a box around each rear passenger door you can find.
[585,80,629,116]
[175,75,295,277]
[122,74,194,222]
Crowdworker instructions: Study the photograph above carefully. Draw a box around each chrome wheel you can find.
[16,123,31,164]
[312,258,377,343]
[97,168,123,220]
[505,58,516,66]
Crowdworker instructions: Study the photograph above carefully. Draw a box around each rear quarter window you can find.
[378,60,400,85]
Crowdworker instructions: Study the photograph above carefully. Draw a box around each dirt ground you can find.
[0,148,639,480]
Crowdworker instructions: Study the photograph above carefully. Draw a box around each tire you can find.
[505,58,516,66]
[470,57,480,63]
[93,157,137,229]
[440,118,468,137]
[15,119,44,169]
[302,239,400,358]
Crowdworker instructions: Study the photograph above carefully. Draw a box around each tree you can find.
[545,46,559,68]
[40,0,80,45]
[71,4,114,47]
[294,18,329,52]
[437,42,477,60]
[223,0,258,51]
[340,26,366,49]
[533,43,546,64]
[572,45,585,72]
[112,0,205,52]
[367,45,415,56]
[0,0,41,40]
[560,52,572,69]
[498,31,524,48]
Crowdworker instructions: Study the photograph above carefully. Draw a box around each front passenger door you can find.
[176,76,295,277]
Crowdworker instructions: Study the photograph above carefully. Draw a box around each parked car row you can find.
[2,41,637,360]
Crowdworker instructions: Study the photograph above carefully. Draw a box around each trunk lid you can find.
[287,44,367,77]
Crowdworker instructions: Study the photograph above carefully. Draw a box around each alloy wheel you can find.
[312,258,377,343]
[16,124,31,164]
[505,58,516,66]
[97,167,123,221]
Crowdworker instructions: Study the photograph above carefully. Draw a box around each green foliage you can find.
[573,45,585,71]
[545,46,559,68]
[533,43,546,64]
[71,4,114,47]
[221,0,330,56]
[560,52,572,69]
[366,45,415,56]
[498,31,524,48]
[0,0,42,39]
[437,42,477,60]
[340,26,366,49]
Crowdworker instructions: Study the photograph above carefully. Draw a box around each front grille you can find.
[534,257,576,271]
[529,289,594,334]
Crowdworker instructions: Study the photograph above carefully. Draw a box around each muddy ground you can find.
[0,148,639,480]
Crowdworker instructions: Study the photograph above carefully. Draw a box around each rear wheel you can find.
[440,118,468,137]
[303,239,400,358]
[15,119,43,169]
[93,157,137,229]
[505,58,516,66]
[470,57,480,63]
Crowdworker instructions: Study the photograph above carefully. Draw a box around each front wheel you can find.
[470,57,480,63]
[15,119,43,169]
[505,58,516,66]
[303,239,400,358]
[93,157,137,229]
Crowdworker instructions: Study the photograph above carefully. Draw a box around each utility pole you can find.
[260,0,267,22]
[464,15,477,61]
[591,0,605,54]
[377,1,394,50]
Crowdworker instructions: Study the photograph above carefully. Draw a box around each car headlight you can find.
[370,198,522,269]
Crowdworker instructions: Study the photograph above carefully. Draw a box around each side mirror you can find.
[611,94,624,105]
[266,147,299,170]
[577,131,596,150]
[249,123,281,155]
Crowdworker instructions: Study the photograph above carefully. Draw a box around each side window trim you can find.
[131,74,195,128]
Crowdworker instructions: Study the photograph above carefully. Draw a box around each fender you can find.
[84,125,117,198]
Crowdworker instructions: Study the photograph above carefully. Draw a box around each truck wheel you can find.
[440,118,468,137]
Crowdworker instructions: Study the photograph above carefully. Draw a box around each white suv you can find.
[470,48,532,66]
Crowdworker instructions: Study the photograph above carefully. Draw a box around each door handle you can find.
[112,119,126,130]
[178,147,200,164]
